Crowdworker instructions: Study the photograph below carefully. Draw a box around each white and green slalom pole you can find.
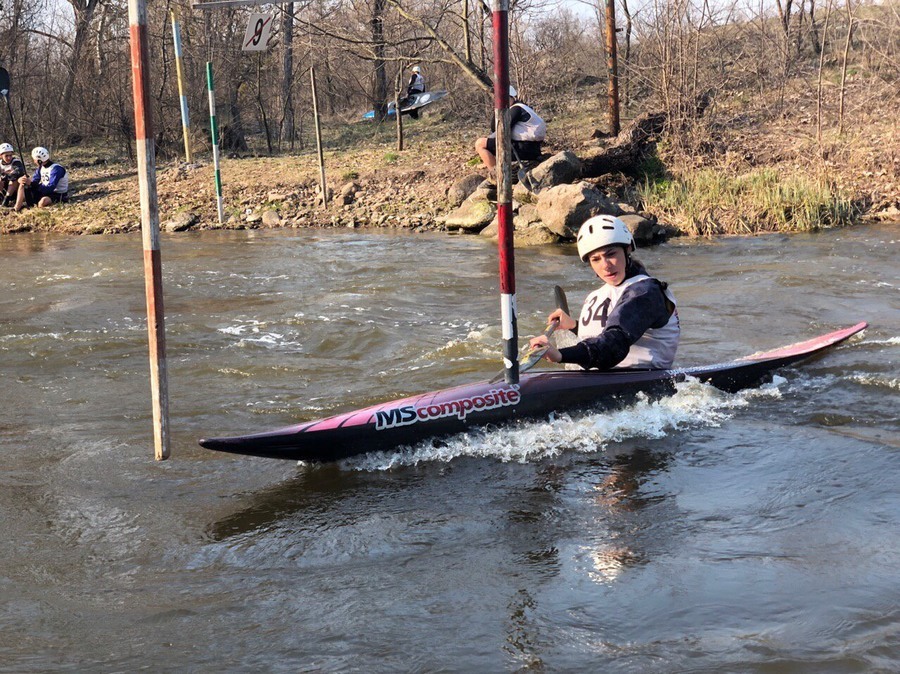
[171,10,192,163]
[206,62,224,223]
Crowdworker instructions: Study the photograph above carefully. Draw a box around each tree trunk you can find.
[809,0,822,55]
[620,0,633,106]
[61,0,101,118]
[371,0,389,122]
[280,2,295,147]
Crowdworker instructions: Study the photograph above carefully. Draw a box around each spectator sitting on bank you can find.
[0,143,26,207]
[15,146,68,212]
[475,85,546,172]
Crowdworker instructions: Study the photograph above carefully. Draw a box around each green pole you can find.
[206,62,224,223]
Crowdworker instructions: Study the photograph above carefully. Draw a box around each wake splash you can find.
[346,376,786,471]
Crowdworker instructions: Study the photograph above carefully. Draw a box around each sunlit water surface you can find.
[1,223,897,671]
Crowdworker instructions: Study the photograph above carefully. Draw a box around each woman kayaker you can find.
[529,215,679,370]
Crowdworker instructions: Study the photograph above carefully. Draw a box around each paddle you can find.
[488,318,558,384]
[488,285,570,383]
[0,67,26,167]
[510,144,541,194]
[554,284,570,316]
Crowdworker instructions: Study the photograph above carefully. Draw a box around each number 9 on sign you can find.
[242,13,274,52]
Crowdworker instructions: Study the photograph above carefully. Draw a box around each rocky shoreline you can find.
[1,105,897,241]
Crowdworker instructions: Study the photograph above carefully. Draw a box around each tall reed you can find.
[637,168,858,235]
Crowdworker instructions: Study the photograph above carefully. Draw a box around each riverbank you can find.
[1,76,897,239]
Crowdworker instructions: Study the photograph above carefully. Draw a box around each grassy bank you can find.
[637,165,859,236]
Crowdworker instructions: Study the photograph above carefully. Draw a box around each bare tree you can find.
[60,0,103,118]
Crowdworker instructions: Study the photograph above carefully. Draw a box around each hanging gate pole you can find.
[171,10,193,163]
[206,62,225,223]
[128,0,171,460]
[492,0,518,385]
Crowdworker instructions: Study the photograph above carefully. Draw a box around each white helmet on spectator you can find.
[0,143,14,154]
[411,65,421,73]
[508,85,518,98]
[576,215,635,261]
[32,146,50,162]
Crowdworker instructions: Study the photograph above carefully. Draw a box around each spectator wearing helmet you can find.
[0,143,25,207]
[475,85,546,171]
[529,215,679,370]
[14,146,69,212]
[402,65,426,119]
[406,65,425,97]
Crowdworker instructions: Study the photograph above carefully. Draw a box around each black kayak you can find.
[199,322,867,462]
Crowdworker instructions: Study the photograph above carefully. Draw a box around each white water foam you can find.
[219,320,301,349]
[848,373,900,391]
[863,337,900,346]
[346,377,785,471]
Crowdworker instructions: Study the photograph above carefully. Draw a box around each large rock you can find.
[340,182,360,205]
[164,212,198,232]
[619,213,674,246]
[479,218,561,246]
[444,194,496,232]
[261,210,282,227]
[513,181,538,204]
[447,174,486,207]
[517,203,540,225]
[528,151,582,190]
[536,181,621,238]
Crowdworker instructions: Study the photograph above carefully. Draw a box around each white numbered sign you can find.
[242,13,274,52]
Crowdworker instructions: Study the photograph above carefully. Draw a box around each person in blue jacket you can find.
[15,146,69,211]
[529,215,680,370]
[0,142,26,207]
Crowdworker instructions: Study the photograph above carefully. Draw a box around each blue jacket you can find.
[32,162,68,196]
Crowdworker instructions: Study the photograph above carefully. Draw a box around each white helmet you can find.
[0,143,13,154]
[411,65,421,73]
[576,215,634,261]
[508,85,518,98]
[32,146,50,162]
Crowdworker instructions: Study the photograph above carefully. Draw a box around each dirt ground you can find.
[1,77,897,238]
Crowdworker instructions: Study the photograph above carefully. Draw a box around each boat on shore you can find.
[199,322,867,463]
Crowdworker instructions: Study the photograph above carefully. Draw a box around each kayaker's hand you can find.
[548,308,576,331]
[528,335,562,363]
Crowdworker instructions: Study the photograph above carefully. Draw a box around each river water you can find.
[1,223,897,672]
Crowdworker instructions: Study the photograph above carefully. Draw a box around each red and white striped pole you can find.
[129,0,171,460]
[492,0,518,385]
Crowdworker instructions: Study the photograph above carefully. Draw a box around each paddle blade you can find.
[0,67,9,97]
[554,285,569,315]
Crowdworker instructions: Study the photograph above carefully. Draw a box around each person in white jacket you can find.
[475,85,546,170]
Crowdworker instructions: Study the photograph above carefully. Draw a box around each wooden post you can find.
[492,0,518,385]
[171,10,192,163]
[605,0,621,136]
[128,0,170,460]
[206,62,225,223]
[310,65,328,206]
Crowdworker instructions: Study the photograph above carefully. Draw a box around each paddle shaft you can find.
[0,68,27,167]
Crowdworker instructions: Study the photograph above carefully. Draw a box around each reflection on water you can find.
[0,224,898,671]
